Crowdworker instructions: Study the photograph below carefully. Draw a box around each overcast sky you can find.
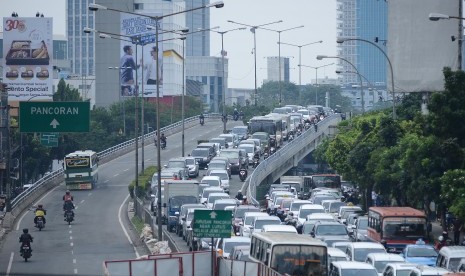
[1,0,337,89]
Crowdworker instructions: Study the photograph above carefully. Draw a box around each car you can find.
[381,263,418,276]
[206,159,231,177]
[232,205,260,235]
[401,244,438,267]
[200,187,224,205]
[329,261,378,276]
[297,204,325,224]
[250,216,281,235]
[209,137,229,150]
[346,242,387,262]
[328,247,349,264]
[350,216,369,242]
[191,147,214,169]
[176,203,205,237]
[200,176,222,189]
[251,132,270,150]
[216,237,251,259]
[241,212,269,237]
[219,133,239,148]
[182,207,205,243]
[218,149,248,173]
[184,157,199,177]
[237,144,257,164]
[261,224,298,234]
[205,192,230,209]
[408,265,450,276]
[365,253,405,276]
[207,169,230,193]
[436,246,465,272]
[212,198,239,210]
[311,221,350,242]
[231,126,249,140]
[332,241,353,254]
[288,200,312,219]
[197,142,218,157]
[231,245,252,261]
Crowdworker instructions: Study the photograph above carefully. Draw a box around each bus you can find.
[271,113,292,141]
[250,232,328,276]
[367,207,429,253]
[249,114,283,147]
[303,174,341,194]
[64,150,99,190]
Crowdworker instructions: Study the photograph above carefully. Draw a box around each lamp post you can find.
[259,25,304,106]
[317,55,364,113]
[210,27,246,133]
[90,1,225,242]
[299,63,334,105]
[336,69,376,109]
[337,37,396,119]
[278,40,323,87]
[227,20,283,106]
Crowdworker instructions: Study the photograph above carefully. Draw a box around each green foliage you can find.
[129,166,157,198]
[131,215,145,234]
[441,169,465,220]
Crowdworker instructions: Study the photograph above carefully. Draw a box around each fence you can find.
[218,259,283,276]
[104,257,183,276]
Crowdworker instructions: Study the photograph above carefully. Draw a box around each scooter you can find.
[161,140,166,150]
[21,244,32,262]
[65,210,74,225]
[252,158,260,168]
[36,217,44,231]
[200,117,205,126]
[239,168,247,182]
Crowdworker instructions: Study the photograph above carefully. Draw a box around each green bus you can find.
[64,150,99,190]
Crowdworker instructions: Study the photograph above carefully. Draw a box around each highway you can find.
[0,118,241,276]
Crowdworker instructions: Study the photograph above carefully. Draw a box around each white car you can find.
[237,144,256,164]
[329,261,378,276]
[250,216,281,235]
[241,212,269,237]
[365,253,405,276]
[207,169,230,193]
[205,192,229,209]
[216,237,251,259]
[184,157,199,177]
[200,187,224,205]
[212,198,238,210]
[297,204,325,224]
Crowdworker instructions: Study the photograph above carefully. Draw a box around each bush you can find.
[128,166,157,198]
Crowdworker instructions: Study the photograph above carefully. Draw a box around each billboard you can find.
[120,14,163,98]
[388,0,459,92]
[2,17,53,101]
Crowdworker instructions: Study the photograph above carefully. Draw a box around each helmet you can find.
[66,190,70,195]
[237,191,242,195]
[38,204,43,208]
[161,133,165,136]
[234,108,237,111]
[23,228,28,234]
[289,212,294,217]
[439,236,444,242]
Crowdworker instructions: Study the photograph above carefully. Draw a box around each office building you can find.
[265,56,290,83]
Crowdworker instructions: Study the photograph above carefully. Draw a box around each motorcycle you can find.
[65,210,74,225]
[21,244,32,262]
[269,147,276,156]
[36,217,44,231]
[233,114,239,121]
[161,140,166,150]
[200,117,205,126]
[263,152,269,159]
[252,158,260,168]
[239,168,248,182]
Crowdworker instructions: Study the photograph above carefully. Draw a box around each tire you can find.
[24,257,28,262]
[68,220,71,225]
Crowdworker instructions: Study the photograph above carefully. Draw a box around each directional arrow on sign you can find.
[50,119,60,129]
[210,211,217,219]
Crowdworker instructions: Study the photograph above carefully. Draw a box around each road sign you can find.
[40,133,59,147]
[193,210,232,238]
[19,102,90,133]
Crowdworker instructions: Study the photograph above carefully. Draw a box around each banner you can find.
[2,17,53,101]
[120,14,163,98]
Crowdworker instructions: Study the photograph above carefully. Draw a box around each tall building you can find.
[337,0,387,86]
[184,0,211,57]
[66,0,95,76]
[265,56,290,83]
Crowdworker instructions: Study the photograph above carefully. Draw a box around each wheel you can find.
[39,227,42,231]
[24,257,28,262]
[68,220,71,225]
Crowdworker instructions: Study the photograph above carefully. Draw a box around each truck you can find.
[163,180,200,232]
[280,176,304,199]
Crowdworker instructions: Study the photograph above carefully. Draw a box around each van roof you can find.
[327,247,347,258]
[299,204,325,210]
[438,246,465,257]
[331,261,376,270]
[369,207,425,217]
[366,253,405,262]
[349,242,385,249]
[261,225,298,233]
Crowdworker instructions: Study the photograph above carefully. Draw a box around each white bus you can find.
[249,232,328,275]
[64,150,99,190]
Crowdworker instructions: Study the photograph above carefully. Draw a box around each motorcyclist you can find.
[63,190,73,202]
[63,200,75,219]
[19,228,33,256]
[235,191,244,201]
[380,239,388,249]
[34,204,46,226]
[199,114,205,125]
[160,133,167,146]
[284,212,297,227]
[233,108,239,121]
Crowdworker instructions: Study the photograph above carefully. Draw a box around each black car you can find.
[218,149,248,173]
[191,148,213,169]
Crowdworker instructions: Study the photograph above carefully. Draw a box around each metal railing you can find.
[244,115,341,207]
[10,114,222,211]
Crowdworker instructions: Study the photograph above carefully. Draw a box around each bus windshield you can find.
[271,245,327,276]
[312,175,341,190]
[250,121,276,135]
[383,217,426,240]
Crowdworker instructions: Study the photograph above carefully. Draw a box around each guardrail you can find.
[9,114,223,212]
[244,115,341,207]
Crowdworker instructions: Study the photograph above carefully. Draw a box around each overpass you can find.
[244,114,342,206]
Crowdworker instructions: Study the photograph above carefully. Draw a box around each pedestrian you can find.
[453,218,463,245]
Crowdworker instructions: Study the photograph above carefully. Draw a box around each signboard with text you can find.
[20,102,90,132]
[40,132,59,147]
[2,17,53,101]
[193,210,232,238]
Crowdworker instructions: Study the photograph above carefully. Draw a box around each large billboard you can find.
[120,14,163,98]
[2,17,53,101]
[388,0,459,92]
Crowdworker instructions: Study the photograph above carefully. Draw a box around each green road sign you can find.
[20,102,90,133]
[40,133,59,147]
[193,210,232,238]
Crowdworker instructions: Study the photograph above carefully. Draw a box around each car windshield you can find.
[224,241,250,255]
[245,216,262,225]
[202,189,221,199]
[448,258,462,271]
[234,208,259,219]
[171,197,197,209]
[187,212,195,221]
[329,202,346,213]
[282,200,293,209]
[209,162,225,169]
[202,179,220,187]
[233,128,247,134]
[252,134,267,141]
[406,247,437,257]
[271,245,327,275]
[291,202,310,211]
[185,159,195,165]
[354,248,386,262]
[220,151,238,159]
[220,136,233,142]
[329,256,347,263]
[191,149,208,157]
[214,202,236,210]
[299,208,324,218]
[168,161,185,168]
[210,139,225,145]
[315,225,347,236]
[313,196,337,205]
[208,195,228,204]
[210,172,228,180]
[254,219,280,229]
[357,218,368,230]
[340,269,377,276]
[239,146,254,153]
[374,261,403,273]
[302,223,316,234]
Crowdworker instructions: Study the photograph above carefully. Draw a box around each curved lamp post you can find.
[337,37,396,119]
[299,63,334,105]
[317,55,364,113]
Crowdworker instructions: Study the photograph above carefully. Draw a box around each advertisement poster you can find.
[120,13,163,98]
[2,17,53,101]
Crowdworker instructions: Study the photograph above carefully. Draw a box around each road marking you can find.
[71,250,74,255]
[75,206,79,210]
[70,242,74,247]
[74,268,78,274]
[123,169,129,172]
[69,225,72,229]
[118,194,140,258]
[69,230,72,234]
[73,259,76,264]
[80,200,85,204]
[104,180,109,183]
[16,185,60,230]
[114,173,119,177]
[70,236,73,240]
[6,252,13,276]
[88,193,92,196]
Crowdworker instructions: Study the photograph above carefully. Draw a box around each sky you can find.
[1,0,338,89]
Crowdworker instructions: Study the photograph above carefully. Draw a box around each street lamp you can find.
[428,11,464,70]
[279,40,323,87]
[259,25,304,106]
[90,1,224,242]
[337,37,396,118]
[336,70,377,110]
[210,27,246,133]
[317,55,364,113]
[227,19,283,106]
[299,63,334,105]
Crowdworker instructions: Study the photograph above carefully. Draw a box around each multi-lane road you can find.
[0,119,242,276]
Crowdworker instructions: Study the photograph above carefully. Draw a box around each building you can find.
[264,56,290,83]
[184,0,211,57]
[336,0,387,86]
[227,88,253,107]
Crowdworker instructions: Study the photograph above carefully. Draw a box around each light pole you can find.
[259,25,304,106]
[336,69,376,109]
[227,20,283,106]
[299,63,334,105]
[278,40,323,87]
[210,27,246,133]
[90,1,225,242]
[429,10,464,70]
[337,37,396,118]
[317,55,364,113]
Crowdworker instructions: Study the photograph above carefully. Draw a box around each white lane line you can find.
[118,194,140,258]
[69,225,72,229]
[88,193,92,196]
[71,250,74,255]
[69,230,72,234]
[16,185,60,230]
[70,242,74,247]
[104,180,109,183]
[73,259,76,264]
[74,268,78,274]
[80,200,85,204]
[75,206,79,210]
[70,236,73,240]
[123,169,129,172]
[6,252,13,276]
[114,173,120,177]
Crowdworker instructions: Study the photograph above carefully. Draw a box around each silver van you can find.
[436,246,465,272]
